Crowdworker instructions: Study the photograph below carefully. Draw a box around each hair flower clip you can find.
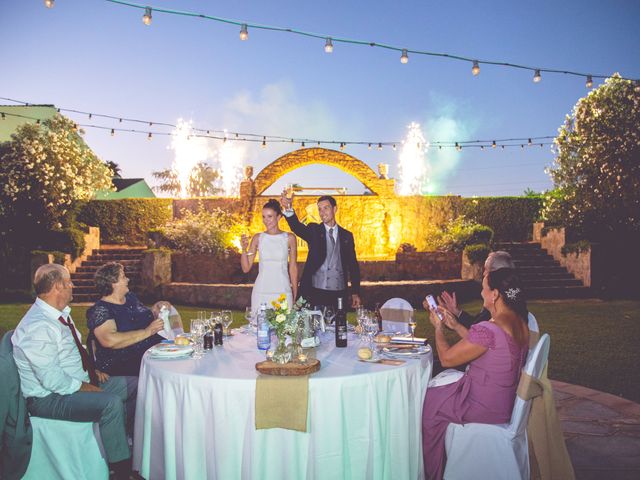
[505,288,521,300]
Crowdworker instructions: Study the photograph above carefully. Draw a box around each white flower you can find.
[276,314,286,324]
[280,300,288,311]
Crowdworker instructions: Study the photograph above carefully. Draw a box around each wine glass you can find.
[323,306,336,326]
[221,310,233,336]
[245,307,255,333]
[356,308,369,340]
[408,312,417,342]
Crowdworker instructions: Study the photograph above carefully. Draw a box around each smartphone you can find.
[425,294,443,320]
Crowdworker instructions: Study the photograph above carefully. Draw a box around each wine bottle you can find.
[335,297,347,347]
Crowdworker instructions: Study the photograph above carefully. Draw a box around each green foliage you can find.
[158,206,243,256]
[397,243,417,253]
[461,196,542,241]
[561,240,591,257]
[31,250,68,264]
[78,199,173,245]
[464,243,491,265]
[424,216,494,252]
[542,75,640,241]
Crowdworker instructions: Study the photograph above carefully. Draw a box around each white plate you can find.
[383,344,431,357]
[149,344,194,358]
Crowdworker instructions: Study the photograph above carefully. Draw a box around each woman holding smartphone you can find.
[421,268,529,480]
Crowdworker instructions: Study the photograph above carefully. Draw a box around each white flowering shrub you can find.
[0,114,113,230]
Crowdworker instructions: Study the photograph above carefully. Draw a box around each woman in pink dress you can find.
[422,268,530,480]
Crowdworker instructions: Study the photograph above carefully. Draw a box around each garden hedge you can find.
[460,196,543,242]
[77,199,173,245]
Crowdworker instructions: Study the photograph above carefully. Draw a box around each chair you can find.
[443,334,551,480]
[379,297,413,333]
[2,331,109,480]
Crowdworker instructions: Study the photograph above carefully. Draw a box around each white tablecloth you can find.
[133,331,432,480]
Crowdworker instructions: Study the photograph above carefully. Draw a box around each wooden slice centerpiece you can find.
[255,359,321,376]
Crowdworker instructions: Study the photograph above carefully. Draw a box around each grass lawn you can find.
[2,299,639,403]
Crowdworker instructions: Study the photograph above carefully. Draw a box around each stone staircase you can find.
[495,242,592,299]
[70,246,146,303]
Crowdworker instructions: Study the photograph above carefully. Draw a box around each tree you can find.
[106,160,122,178]
[542,74,640,241]
[0,114,113,231]
[152,162,222,197]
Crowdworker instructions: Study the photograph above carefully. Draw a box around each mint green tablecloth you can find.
[133,331,432,479]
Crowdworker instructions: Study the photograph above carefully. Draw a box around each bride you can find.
[240,199,298,313]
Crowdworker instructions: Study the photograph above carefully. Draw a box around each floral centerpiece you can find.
[266,294,308,364]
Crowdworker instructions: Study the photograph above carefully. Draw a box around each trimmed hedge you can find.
[77,199,173,245]
[460,197,543,242]
[464,243,491,265]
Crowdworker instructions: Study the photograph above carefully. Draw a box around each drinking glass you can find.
[323,306,336,326]
[244,307,255,333]
[408,313,417,342]
[356,308,369,340]
[190,319,206,358]
[221,310,233,336]
[363,313,379,358]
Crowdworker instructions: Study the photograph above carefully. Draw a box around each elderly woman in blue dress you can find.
[87,262,179,376]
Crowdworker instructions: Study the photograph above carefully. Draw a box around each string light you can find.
[239,24,248,41]
[368,143,372,150]
[324,38,333,53]
[400,49,409,64]
[44,0,55,8]
[392,144,397,151]
[472,60,480,76]
[261,137,266,148]
[533,69,542,83]
[95,0,633,86]
[377,143,383,150]
[528,138,532,146]
[492,140,497,148]
[301,141,305,147]
[339,142,345,151]
[111,128,115,136]
[586,75,593,88]
[142,7,152,26]
[147,132,152,140]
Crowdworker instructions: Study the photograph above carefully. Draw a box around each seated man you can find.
[12,264,136,480]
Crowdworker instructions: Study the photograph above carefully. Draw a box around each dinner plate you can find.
[149,344,194,358]
[382,344,431,357]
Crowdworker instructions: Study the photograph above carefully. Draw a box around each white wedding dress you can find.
[251,232,293,312]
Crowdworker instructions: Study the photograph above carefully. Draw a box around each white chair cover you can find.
[22,417,109,480]
[443,334,551,480]
[380,297,413,333]
[528,312,539,333]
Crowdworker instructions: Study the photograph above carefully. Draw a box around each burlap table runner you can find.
[255,374,309,432]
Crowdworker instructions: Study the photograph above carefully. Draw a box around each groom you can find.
[280,192,361,310]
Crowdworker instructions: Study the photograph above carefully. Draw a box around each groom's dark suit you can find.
[285,211,360,307]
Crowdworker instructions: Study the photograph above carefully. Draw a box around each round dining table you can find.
[132,330,433,480]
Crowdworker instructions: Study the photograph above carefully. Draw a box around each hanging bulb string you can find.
[98,0,637,82]
[0,99,556,148]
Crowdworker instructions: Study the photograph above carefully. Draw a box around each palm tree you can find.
[105,161,122,178]
[152,162,222,197]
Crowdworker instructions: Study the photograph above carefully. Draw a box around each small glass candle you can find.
[298,353,308,363]
[266,349,274,361]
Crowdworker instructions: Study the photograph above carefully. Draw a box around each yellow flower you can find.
[278,293,286,302]
[271,301,279,308]
[275,314,286,323]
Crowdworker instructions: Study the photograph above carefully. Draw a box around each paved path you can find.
[552,380,640,480]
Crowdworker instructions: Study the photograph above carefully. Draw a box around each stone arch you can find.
[253,148,393,196]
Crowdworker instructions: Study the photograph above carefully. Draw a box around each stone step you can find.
[525,286,592,299]
[88,254,144,261]
[72,284,140,294]
[495,242,544,251]
[513,258,559,267]
[520,278,584,288]
[76,265,141,273]
[81,259,142,267]
[516,271,575,280]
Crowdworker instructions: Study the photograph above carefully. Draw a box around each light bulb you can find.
[301,141,305,147]
[239,24,248,41]
[586,75,593,89]
[44,0,54,8]
[339,142,345,151]
[324,38,333,53]
[261,138,266,149]
[472,60,480,76]
[368,143,372,150]
[528,138,532,146]
[392,144,396,151]
[142,7,152,26]
[147,132,152,140]
[455,142,461,151]
[110,129,115,136]
[533,69,541,83]
[400,49,409,64]
[492,140,496,148]
[377,143,383,150]
[480,145,484,150]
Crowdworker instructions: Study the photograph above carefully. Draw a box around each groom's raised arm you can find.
[284,211,312,243]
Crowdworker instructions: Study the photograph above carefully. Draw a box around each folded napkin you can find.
[391,336,428,345]
[255,375,309,432]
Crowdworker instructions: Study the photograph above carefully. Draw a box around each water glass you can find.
[221,310,233,335]
[190,319,206,358]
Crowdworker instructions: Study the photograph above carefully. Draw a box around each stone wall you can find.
[534,222,592,287]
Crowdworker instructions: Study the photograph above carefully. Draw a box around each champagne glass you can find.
[408,312,417,342]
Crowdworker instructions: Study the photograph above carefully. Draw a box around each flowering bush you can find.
[424,216,493,252]
[265,294,308,340]
[158,205,243,256]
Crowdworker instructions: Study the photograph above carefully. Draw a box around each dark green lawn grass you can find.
[2,299,639,402]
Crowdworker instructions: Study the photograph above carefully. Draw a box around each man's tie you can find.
[58,315,99,386]
[328,227,336,260]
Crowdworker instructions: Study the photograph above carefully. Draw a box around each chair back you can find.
[527,312,539,333]
[508,333,550,436]
[380,298,413,333]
